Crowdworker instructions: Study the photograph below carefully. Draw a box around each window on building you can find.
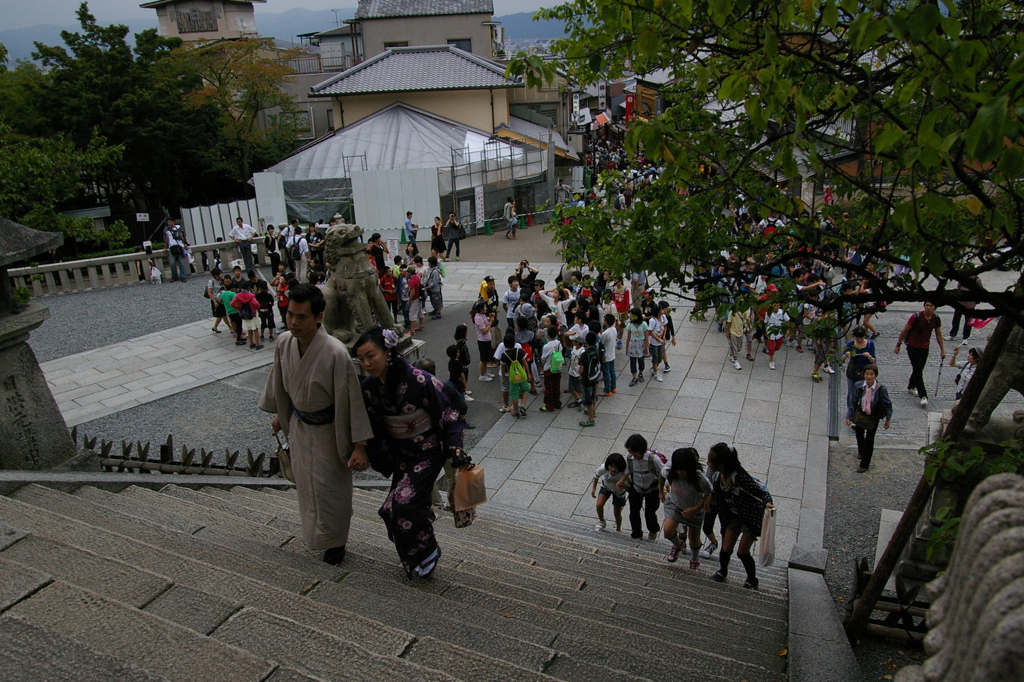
[176,8,219,34]
[447,38,472,52]
[383,41,408,49]
[327,109,335,131]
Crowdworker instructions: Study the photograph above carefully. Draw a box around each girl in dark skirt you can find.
[355,326,464,579]
[707,442,774,590]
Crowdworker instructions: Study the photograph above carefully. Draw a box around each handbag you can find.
[453,463,487,511]
[851,404,880,430]
[274,433,295,483]
[758,508,776,567]
[846,361,864,382]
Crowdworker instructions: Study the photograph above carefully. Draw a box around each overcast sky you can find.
[0,0,547,31]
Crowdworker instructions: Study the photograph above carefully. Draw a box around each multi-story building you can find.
[348,0,502,62]
[139,0,262,41]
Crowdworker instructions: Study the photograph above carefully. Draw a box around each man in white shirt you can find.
[163,218,188,283]
[502,276,521,330]
[286,230,310,284]
[230,217,257,273]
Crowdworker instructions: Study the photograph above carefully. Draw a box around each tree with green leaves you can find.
[513,0,1024,327]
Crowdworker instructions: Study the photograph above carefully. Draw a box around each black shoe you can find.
[323,546,346,565]
[743,578,759,590]
[710,570,727,582]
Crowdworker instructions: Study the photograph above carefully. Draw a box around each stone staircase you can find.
[0,482,789,681]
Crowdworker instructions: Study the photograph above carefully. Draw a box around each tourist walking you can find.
[164,218,189,283]
[430,216,446,258]
[618,434,662,540]
[661,447,712,569]
[355,326,464,579]
[845,366,893,472]
[841,326,876,398]
[707,443,774,590]
[259,284,374,565]
[206,268,226,333]
[623,307,649,386]
[425,256,444,319]
[404,211,418,245]
[540,325,563,412]
[286,229,310,284]
[894,301,946,407]
[592,452,627,532]
[473,300,495,382]
[444,213,463,261]
[265,225,282,275]
[504,197,518,239]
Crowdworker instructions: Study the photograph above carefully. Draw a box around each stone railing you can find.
[8,241,269,297]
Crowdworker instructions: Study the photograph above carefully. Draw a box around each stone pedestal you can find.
[0,304,77,470]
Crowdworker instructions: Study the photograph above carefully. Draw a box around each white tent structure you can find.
[259,102,546,231]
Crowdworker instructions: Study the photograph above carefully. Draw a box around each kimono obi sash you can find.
[382,408,432,440]
[293,404,335,426]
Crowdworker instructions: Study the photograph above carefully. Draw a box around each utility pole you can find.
[332,8,342,27]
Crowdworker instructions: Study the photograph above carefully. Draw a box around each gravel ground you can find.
[75,299,505,472]
[28,268,272,363]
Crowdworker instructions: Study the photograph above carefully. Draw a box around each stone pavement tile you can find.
[693,432,730,458]
[775,524,798,562]
[474,456,519,489]
[49,384,97,402]
[147,375,200,394]
[686,360,725,381]
[582,413,626,440]
[103,389,149,407]
[156,358,198,375]
[122,373,169,391]
[678,378,718,398]
[775,415,810,440]
[734,420,775,448]
[572,495,601,521]
[550,405,587,429]
[737,443,771,475]
[71,385,129,407]
[661,355,693,375]
[741,398,779,423]
[530,490,582,518]
[772,439,809,468]
[651,439,691,457]
[596,394,639,416]
[781,376,812,396]
[770,495,801,530]
[487,432,539,462]
[529,427,580,456]
[658,417,701,443]
[708,390,745,413]
[490,479,542,509]
[52,368,101,386]
[565,436,618,465]
[624,408,667,433]
[651,371,684,391]
[778,398,811,419]
[508,412,556,436]
[766,464,805,500]
[698,410,739,437]
[715,372,750,393]
[509,452,562,484]
[746,379,783,401]
[700,332,730,348]
[667,396,710,420]
[634,388,675,410]
[543,461,594,495]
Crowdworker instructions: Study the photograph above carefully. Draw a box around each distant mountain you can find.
[497,11,567,42]
[0,7,562,64]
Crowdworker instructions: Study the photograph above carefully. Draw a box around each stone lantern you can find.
[0,216,77,470]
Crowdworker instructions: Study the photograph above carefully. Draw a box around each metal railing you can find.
[9,240,270,297]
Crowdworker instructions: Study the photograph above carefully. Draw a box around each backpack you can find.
[549,344,565,374]
[505,350,528,384]
[515,304,538,332]
[289,237,301,262]
[426,267,442,292]
[585,347,602,383]
[239,298,254,320]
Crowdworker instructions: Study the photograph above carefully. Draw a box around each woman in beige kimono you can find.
[260,284,373,565]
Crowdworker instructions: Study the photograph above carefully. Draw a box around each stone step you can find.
[16,484,319,592]
[307,577,559,670]
[400,636,559,682]
[211,607,458,682]
[225,486,305,522]
[0,553,50,611]
[0,493,416,658]
[142,584,241,635]
[8,581,274,682]
[73,485,338,582]
[0,613,169,682]
[157,483,307,538]
[119,485,294,547]
[0,534,171,609]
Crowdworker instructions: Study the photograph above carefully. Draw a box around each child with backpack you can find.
[565,335,584,409]
[707,442,774,590]
[661,447,713,569]
[539,325,564,412]
[501,333,531,419]
[255,280,276,341]
[617,433,662,540]
[578,331,601,427]
[231,281,262,350]
[591,452,628,532]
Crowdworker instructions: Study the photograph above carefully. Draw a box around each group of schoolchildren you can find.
[206,263,304,351]
[374,240,447,334]
[591,435,775,590]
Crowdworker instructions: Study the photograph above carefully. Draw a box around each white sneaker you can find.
[823,365,835,374]
[920,397,929,407]
[478,374,493,382]
[465,395,475,402]
[595,521,606,531]
[465,390,473,395]
[769,361,776,370]
[654,372,663,382]
[647,531,659,541]
[908,387,918,396]
[733,359,742,370]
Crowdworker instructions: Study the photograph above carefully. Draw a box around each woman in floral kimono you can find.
[353,326,464,579]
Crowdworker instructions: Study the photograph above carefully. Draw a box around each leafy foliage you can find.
[512,0,1024,323]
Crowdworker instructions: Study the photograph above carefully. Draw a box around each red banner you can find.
[624,94,636,122]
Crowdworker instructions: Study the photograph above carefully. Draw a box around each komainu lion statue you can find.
[321,223,402,345]
[895,473,1024,682]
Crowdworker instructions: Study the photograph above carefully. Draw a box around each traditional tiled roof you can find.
[354,0,492,20]
[140,0,264,7]
[310,45,518,96]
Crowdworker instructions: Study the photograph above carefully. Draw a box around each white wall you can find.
[181,198,259,244]
[253,172,288,229]
[350,168,441,238]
